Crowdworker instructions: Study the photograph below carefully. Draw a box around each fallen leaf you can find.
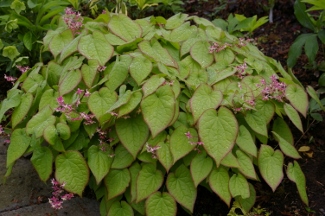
[298,146,310,152]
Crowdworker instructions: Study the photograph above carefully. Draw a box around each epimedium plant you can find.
[1,9,311,215]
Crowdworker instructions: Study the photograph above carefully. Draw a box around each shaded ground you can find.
[0,1,324,215]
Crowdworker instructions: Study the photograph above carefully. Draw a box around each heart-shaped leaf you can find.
[12,93,33,128]
[108,13,142,42]
[198,107,238,166]
[190,40,214,68]
[146,192,177,216]
[7,128,31,166]
[190,84,223,123]
[190,150,213,187]
[236,149,257,180]
[130,55,153,85]
[209,166,231,206]
[156,141,173,172]
[55,151,89,196]
[59,69,82,96]
[111,144,135,169]
[141,85,175,137]
[26,106,56,138]
[104,168,130,200]
[258,145,284,192]
[88,87,117,121]
[229,173,250,199]
[167,164,196,213]
[284,103,303,133]
[88,145,113,184]
[236,125,257,157]
[170,125,197,163]
[285,84,308,117]
[116,114,149,158]
[31,146,53,182]
[108,201,133,216]
[286,161,309,206]
[136,163,164,202]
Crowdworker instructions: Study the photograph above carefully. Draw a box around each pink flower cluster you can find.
[185,131,204,146]
[209,42,231,53]
[235,62,247,79]
[146,143,161,158]
[48,178,74,210]
[63,8,83,35]
[259,75,286,102]
[16,65,30,73]
[4,74,17,84]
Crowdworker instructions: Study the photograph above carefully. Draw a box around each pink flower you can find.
[16,65,30,73]
[146,143,161,158]
[63,7,83,35]
[84,89,90,97]
[4,74,17,84]
[185,131,192,139]
[76,88,84,95]
[49,178,74,210]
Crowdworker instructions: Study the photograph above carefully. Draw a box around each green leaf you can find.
[49,29,74,58]
[59,34,81,63]
[136,163,164,202]
[141,85,175,137]
[190,40,214,68]
[156,141,173,172]
[23,31,33,51]
[287,34,313,68]
[138,40,177,67]
[108,201,133,216]
[59,69,82,96]
[2,45,20,61]
[107,90,132,113]
[81,59,99,88]
[78,31,114,65]
[146,192,177,216]
[142,75,165,98]
[26,106,56,138]
[170,125,197,163]
[11,93,33,128]
[167,165,196,213]
[272,132,301,159]
[304,34,318,64]
[258,145,284,192]
[165,13,188,29]
[229,173,250,199]
[7,128,31,166]
[57,122,71,140]
[39,89,59,111]
[55,151,89,196]
[43,124,61,147]
[22,74,44,94]
[208,166,231,206]
[108,13,142,42]
[88,87,117,121]
[244,100,274,137]
[88,145,113,184]
[190,151,213,187]
[31,146,53,182]
[190,84,223,123]
[129,55,153,85]
[220,151,239,168]
[294,0,315,31]
[111,144,135,169]
[285,84,308,117]
[116,114,149,158]
[104,168,130,200]
[236,150,257,180]
[129,162,141,202]
[286,161,309,206]
[236,183,256,214]
[118,91,142,117]
[214,48,235,65]
[272,117,294,145]
[236,125,257,157]
[0,89,21,121]
[284,103,304,133]
[169,22,193,42]
[198,107,238,166]
[105,55,133,91]
[307,85,325,110]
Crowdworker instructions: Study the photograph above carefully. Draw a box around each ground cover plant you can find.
[0,7,312,216]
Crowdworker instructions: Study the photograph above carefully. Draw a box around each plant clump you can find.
[0,10,310,215]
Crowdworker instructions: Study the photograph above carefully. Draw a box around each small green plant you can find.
[1,10,312,215]
[228,201,271,216]
[212,14,268,36]
[0,0,71,74]
[287,0,325,69]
